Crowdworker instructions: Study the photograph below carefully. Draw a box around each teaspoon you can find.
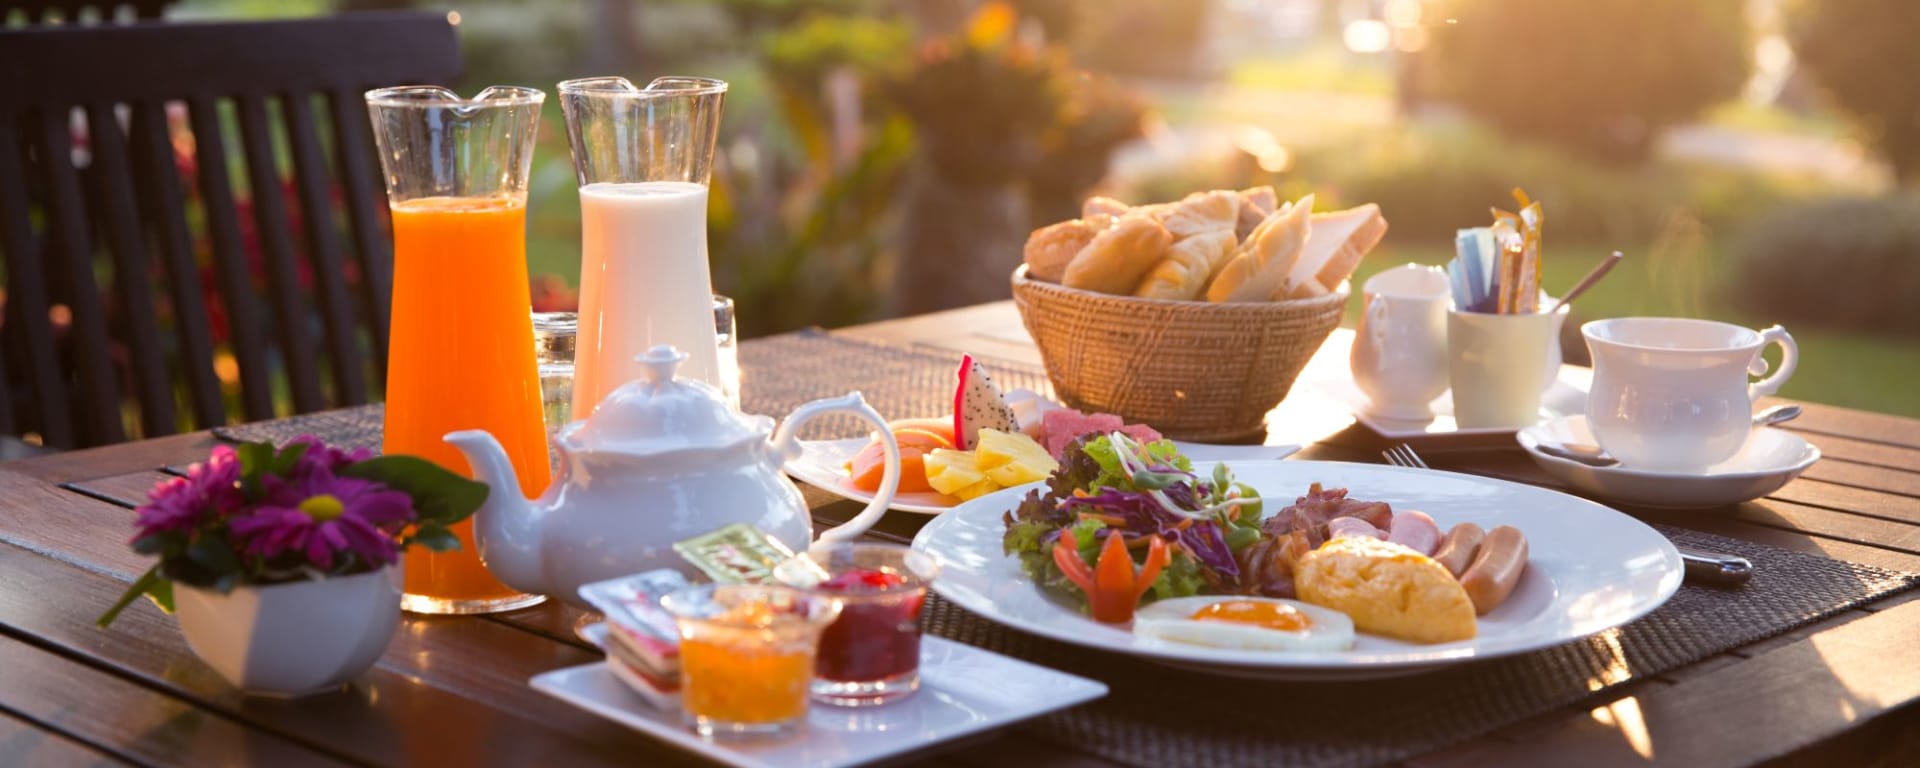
[1537,405,1803,467]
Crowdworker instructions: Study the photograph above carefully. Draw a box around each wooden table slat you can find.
[0,709,127,768]
[1450,598,1920,767]
[0,604,355,767]
[0,542,705,768]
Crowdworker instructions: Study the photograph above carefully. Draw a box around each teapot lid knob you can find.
[636,345,687,385]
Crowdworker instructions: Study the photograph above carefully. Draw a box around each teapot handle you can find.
[769,393,900,545]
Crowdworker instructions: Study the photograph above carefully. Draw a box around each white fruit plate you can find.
[787,438,1301,515]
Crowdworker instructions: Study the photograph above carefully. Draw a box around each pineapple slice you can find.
[923,448,987,497]
[976,429,1060,487]
[949,477,1001,501]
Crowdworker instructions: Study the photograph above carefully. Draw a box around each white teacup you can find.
[1351,264,1451,420]
[1447,303,1569,429]
[1583,317,1798,472]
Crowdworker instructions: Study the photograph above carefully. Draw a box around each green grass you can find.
[1347,242,1920,418]
[1224,45,1395,97]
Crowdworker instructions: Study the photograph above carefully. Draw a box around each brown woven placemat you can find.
[214,330,1050,449]
[213,330,1920,767]
[923,526,1916,768]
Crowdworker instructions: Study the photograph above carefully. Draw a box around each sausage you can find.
[1326,516,1385,541]
[1386,510,1442,556]
[1459,525,1528,615]
[1431,522,1486,578]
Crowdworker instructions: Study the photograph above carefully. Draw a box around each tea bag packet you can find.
[1449,189,1547,315]
[1450,227,1497,312]
[673,523,798,584]
[578,570,691,709]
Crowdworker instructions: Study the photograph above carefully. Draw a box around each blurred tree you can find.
[1428,0,1749,164]
[1790,0,1920,183]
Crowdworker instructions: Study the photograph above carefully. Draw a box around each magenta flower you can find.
[133,445,243,539]
[286,434,375,473]
[228,463,415,570]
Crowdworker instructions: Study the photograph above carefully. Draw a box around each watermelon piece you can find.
[1041,409,1124,459]
[1117,423,1164,445]
[953,354,1019,450]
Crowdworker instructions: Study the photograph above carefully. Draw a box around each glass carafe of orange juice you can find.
[367,85,551,614]
[557,76,728,416]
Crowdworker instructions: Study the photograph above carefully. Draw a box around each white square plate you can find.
[1303,366,1593,439]
[530,636,1107,768]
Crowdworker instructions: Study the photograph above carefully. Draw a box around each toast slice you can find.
[1281,204,1388,299]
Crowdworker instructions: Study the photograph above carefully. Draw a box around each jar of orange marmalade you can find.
[660,584,841,739]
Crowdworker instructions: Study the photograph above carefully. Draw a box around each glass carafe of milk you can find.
[557,76,728,416]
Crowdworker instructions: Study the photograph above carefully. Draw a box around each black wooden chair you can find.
[3,0,171,25]
[0,12,462,449]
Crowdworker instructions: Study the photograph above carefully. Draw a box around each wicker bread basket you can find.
[1011,265,1348,442]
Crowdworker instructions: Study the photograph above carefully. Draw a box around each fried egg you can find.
[1133,596,1356,652]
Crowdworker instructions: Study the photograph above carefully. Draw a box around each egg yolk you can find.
[1189,600,1312,632]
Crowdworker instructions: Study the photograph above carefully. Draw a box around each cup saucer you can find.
[1516,415,1820,509]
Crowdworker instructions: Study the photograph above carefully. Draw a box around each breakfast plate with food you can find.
[910,433,1682,680]
[784,354,1298,514]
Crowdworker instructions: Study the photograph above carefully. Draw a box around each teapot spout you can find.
[443,430,547,595]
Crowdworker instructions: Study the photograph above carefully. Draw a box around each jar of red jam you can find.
[788,543,940,706]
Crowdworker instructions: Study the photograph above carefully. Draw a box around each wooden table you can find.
[3,301,1918,767]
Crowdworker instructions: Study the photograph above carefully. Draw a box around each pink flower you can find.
[228,462,415,570]
[133,446,243,539]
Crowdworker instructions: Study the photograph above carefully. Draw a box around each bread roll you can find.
[1237,186,1277,241]
[1134,229,1237,300]
[1295,536,1477,644]
[1157,190,1239,240]
[1023,219,1099,283]
[1082,196,1131,220]
[1062,213,1173,295]
[1205,194,1313,303]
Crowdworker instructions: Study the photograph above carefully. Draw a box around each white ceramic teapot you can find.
[444,345,901,607]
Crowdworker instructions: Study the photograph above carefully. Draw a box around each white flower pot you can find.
[174,565,402,698]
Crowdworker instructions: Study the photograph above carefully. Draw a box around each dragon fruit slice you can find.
[953,354,1019,450]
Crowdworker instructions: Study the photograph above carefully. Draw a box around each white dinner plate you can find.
[787,438,1301,515]
[911,460,1682,680]
[1303,366,1593,439]
[530,636,1107,768]
[1517,415,1821,509]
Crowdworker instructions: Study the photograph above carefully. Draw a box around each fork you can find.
[1381,443,1429,470]
[1380,442,1752,585]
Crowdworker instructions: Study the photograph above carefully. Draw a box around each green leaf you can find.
[185,534,240,575]
[1150,552,1207,601]
[408,527,462,553]
[1224,523,1262,553]
[341,455,489,527]
[270,441,312,476]
[97,566,168,628]
[236,441,276,498]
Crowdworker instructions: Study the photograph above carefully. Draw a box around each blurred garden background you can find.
[175,0,1920,416]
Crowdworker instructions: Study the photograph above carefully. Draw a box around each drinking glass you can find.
[713,294,739,410]
[660,584,840,740]
[367,85,550,615]
[531,311,577,436]
[558,76,728,417]
[795,542,939,706]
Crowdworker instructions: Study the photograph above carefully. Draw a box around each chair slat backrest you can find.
[4,0,171,25]
[0,12,463,448]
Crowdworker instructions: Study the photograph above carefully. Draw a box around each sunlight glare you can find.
[1343,20,1392,54]
[1589,696,1655,759]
